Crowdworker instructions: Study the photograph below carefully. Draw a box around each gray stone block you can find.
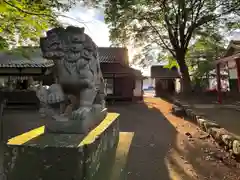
[195,115,203,120]
[185,109,192,116]
[173,100,181,107]
[221,134,235,149]
[204,122,220,132]
[208,127,224,143]
[232,140,240,156]
[4,134,85,180]
[172,105,185,116]
[45,108,107,134]
[190,111,198,122]
[3,113,120,180]
[197,118,207,131]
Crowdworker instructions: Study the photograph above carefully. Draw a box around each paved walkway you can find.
[174,95,240,138]
[183,103,240,139]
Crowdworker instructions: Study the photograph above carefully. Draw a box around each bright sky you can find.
[58,6,110,47]
[59,5,240,76]
[58,6,155,76]
[58,5,138,63]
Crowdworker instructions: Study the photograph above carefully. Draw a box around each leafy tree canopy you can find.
[104,0,240,92]
[0,0,103,49]
[0,0,58,49]
[187,33,226,83]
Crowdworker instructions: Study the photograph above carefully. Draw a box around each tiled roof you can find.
[215,40,240,64]
[0,47,54,68]
[225,40,240,57]
[101,63,143,78]
[0,47,129,68]
[214,52,240,65]
[151,65,180,79]
[98,47,129,65]
[100,63,132,74]
[131,68,143,77]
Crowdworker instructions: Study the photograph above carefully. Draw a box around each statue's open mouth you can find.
[65,52,81,62]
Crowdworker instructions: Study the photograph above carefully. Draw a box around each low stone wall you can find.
[2,113,120,180]
[172,100,240,160]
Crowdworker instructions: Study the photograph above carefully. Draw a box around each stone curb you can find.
[172,99,240,159]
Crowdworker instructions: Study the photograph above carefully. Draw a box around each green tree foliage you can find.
[187,31,226,75]
[189,34,226,89]
[0,0,61,48]
[0,0,103,49]
[104,0,240,92]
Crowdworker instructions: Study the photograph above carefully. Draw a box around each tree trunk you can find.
[177,54,192,94]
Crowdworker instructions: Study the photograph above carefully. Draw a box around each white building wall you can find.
[134,79,142,96]
[175,78,181,93]
[229,68,237,79]
[143,78,154,89]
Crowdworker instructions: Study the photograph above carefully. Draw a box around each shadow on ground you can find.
[1,109,47,142]
[1,103,177,180]
[1,99,240,180]
[143,97,240,180]
[108,103,177,180]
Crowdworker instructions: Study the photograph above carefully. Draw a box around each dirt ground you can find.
[0,98,240,180]
[108,97,240,180]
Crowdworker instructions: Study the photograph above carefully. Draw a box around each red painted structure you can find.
[213,40,240,103]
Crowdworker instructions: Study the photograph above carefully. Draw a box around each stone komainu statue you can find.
[39,26,106,132]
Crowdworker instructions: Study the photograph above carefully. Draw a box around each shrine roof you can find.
[214,53,240,65]
[100,63,143,78]
[98,47,129,66]
[0,47,129,68]
[225,40,240,57]
[150,65,180,79]
[0,47,54,68]
[214,40,240,65]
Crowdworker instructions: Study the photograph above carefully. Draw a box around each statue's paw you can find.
[70,107,91,121]
[47,92,64,104]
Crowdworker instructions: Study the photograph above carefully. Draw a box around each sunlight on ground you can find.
[144,97,196,133]
[144,97,199,180]
[165,137,199,180]
[165,150,198,180]
[110,132,134,180]
[165,138,199,180]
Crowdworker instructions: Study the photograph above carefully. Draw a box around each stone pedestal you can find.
[84,116,119,180]
[45,108,108,134]
[3,113,119,180]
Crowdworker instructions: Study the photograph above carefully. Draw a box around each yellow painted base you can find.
[7,112,120,147]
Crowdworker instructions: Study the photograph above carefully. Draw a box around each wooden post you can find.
[216,64,222,104]
[235,58,240,92]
